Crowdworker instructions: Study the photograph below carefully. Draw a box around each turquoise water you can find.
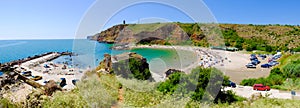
[0,39,111,67]
[0,39,196,71]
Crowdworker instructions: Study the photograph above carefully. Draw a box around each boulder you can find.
[44,80,62,96]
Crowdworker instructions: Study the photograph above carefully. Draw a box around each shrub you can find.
[157,72,183,94]
[42,90,88,108]
[293,46,300,52]
[78,74,119,107]
[282,60,300,78]
[0,98,20,108]
[267,75,284,86]
[240,78,257,86]
[214,90,245,104]
[113,57,153,81]
[157,67,237,103]
[270,68,283,76]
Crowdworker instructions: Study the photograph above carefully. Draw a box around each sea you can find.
[0,39,196,75]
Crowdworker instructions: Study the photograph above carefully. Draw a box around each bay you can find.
[0,39,196,74]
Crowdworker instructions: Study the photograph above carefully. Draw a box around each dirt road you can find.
[225,85,300,99]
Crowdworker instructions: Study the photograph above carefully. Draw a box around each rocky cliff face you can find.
[92,24,128,43]
[96,52,153,81]
[90,23,190,45]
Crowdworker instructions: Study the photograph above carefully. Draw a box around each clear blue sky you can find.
[1,0,300,39]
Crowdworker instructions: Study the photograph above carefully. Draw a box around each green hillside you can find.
[177,23,300,52]
[90,23,300,52]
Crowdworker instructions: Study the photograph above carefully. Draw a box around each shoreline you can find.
[129,44,272,84]
[129,45,225,81]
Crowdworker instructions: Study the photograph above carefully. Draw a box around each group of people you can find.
[196,48,225,68]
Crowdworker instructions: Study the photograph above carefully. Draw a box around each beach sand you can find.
[131,45,223,81]
[214,50,271,83]
[131,45,272,83]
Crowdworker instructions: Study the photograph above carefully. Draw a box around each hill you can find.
[88,23,300,52]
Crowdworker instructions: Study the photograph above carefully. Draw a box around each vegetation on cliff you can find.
[89,23,300,52]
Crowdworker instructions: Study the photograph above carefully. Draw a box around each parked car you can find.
[251,59,261,65]
[253,84,270,91]
[246,63,256,68]
[261,63,271,68]
[268,61,279,66]
[229,81,237,88]
[272,55,281,60]
[250,56,258,61]
[258,54,267,58]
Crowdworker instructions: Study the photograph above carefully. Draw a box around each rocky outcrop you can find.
[96,54,113,73]
[44,80,62,96]
[165,69,184,78]
[97,52,153,81]
[89,23,190,45]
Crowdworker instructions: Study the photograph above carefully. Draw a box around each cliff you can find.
[90,23,190,45]
[89,23,300,51]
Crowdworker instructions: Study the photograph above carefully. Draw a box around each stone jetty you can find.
[0,52,73,72]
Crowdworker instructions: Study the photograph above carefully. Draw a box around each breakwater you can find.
[0,52,73,72]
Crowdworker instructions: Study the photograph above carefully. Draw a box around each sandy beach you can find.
[213,50,272,83]
[130,45,272,83]
[130,45,225,81]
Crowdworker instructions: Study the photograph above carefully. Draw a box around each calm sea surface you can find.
[0,39,196,74]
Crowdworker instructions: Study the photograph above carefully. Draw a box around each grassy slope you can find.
[178,23,300,51]
[37,72,300,108]
[2,71,299,107]
[277,54,300,69]
[219,24,300,49]
[127,23,168,34]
